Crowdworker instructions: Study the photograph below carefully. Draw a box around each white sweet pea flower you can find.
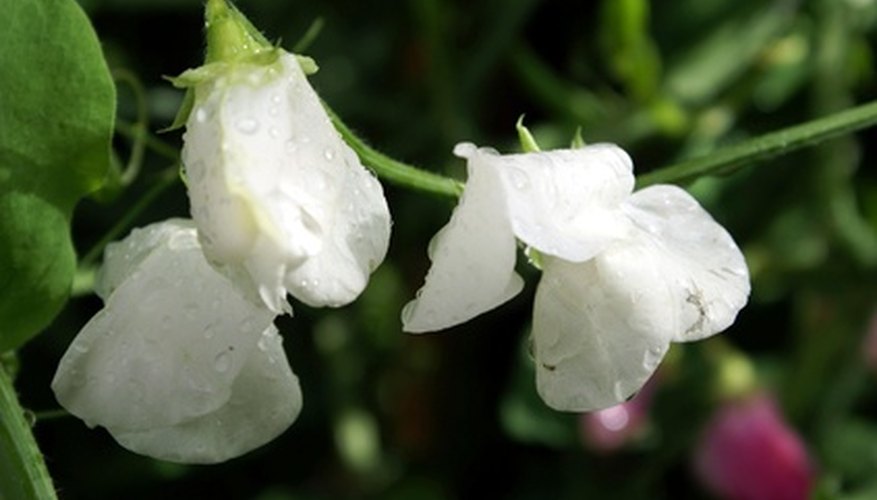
[178,1,391,313]
[52,219,302,464]
[402,144,750,411]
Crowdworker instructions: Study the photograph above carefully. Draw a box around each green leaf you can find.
[0,0,115,351]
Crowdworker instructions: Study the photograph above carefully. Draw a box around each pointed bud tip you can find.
[204,0,271,64]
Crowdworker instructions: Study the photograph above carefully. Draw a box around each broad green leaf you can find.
[0,0,115,351]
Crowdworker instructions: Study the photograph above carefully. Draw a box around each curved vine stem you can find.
[79,167,180,269]
[637,100,877,187]
[325,104,464,198]
[112,69,150,186]
[0,365,57,500]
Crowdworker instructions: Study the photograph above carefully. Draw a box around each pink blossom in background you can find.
[579,377,657,452]
[694,392,814,500]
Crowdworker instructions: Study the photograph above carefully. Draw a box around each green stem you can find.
[292,17,324,53]
[115,120,180,162]
[637,99,877,187]
[0,365,57,500]
[79,167,180,269]
[113,69,150,186]
[326,105,464,198]
[33,409,72,422]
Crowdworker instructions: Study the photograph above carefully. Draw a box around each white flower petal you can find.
[483,144,635,262]
[95,219,196,300]
[402,144,524,332]
[622,185,750,341]
[111,326,301,464]
[533,256,669,412]
[183,52,391,312]
[533,185,750,411]
[52,221,275,433]
[283,158,391,307]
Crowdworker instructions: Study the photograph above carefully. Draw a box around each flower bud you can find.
[694,392,814,500]
[177,0,391,313]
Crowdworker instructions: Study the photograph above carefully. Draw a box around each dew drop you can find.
[509,168,530,190]
[269,127,280,138]
[315,171,329,191]
[195,107,208,123]
[643,346,664,371]
[70,369,85,387]
[612,381,626,402]
[236,117,259,134]
[214,350,232,373]
[323,147,335,160]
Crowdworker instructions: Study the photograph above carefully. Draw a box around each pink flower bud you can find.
[694,392,814,500]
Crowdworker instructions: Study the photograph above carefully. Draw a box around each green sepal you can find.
[205,0,272,64]
[161,87,195,133]
[515,115,541,153]
[570,126,586,148]
[296,55,319,75]
[167,49,284,89]
[524,246,543,271]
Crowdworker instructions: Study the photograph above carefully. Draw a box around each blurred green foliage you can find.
[7,0,877,498]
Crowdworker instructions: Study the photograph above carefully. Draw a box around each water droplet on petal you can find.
[269,127,280,138]
[613,381,626,402]
[195,107,208,123]
[214,351,232,373]
[509,167,530,190]
[323,147,335,160]
[236,117,259,134]
[643,346,664,371]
